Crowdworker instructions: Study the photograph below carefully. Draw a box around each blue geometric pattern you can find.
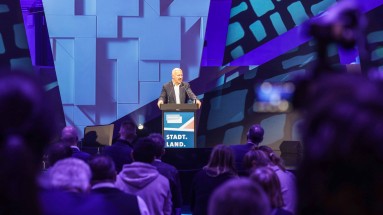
[43,0,209,136]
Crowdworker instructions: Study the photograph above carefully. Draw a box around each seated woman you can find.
[250,167,293,215]
[190,144,238,215]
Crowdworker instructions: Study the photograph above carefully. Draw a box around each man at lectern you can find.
[157,68,201,109]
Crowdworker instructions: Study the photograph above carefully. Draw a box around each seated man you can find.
[88,155,149,215]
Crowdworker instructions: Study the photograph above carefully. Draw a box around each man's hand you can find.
[157,100,164,108]
[196,99,202,109]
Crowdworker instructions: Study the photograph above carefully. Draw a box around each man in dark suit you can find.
[230,124,264,175]
[102,120,137,172]
[157,68,201,108]
[88,155,148,215]
[61,126,91,161]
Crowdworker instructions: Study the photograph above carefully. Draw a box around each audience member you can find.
[208,178,270,215]
[230,124,264,174]
[296,73,383,215]
[250,167,293,215]
[88,155,149,215]
[103,120,137,172]
[258,145,287,172]
[115,137,172,215]
[61,126,91,161]
[149,133,183,215]
[0,70,54,215]
[190,144,237,215]
[243,149,297,214]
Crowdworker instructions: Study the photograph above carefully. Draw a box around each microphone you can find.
[181,82,196,104]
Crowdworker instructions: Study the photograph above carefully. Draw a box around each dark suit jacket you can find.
[102,139,134,172]
[71,147,91,162]
[158,81,197,104]
[230,143,258,174]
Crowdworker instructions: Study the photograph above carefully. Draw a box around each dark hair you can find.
[120,121,137,130]
[45,142,72,168]
[132,137,156,163]
[258,145,286,171]
[247,124,264,144]
[250,167,285,208]
[88,155,116,183]
[204,144,236,176]
[148,133,165,158]
[243,149,271,171]
[0,71,54,215]
[208,178,270,215]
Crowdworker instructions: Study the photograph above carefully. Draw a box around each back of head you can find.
[205,144,236,175]
[258,145,286,171]
[0,70,54,215]
[132,137,156,163]
[45,142,73,168]
[148,133,165,158]
[88,155,117,184]
[243,149,271,171]
[247,124,264,144]
[208,178,270,215]
[61,126,78,146]
[49,158,91,193]
[250,167,284,208]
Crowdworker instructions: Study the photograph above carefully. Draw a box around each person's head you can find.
[250,167,285,209]
[172,68,183,85]
[45,142,72,168]
[258,145,286,171]
[61,126,78,146]
[205,144,236,175]
[247,124,264,145]
[119,121,137,142]
[297,73,383,214]
[132,137,156,163]
[208,178,270,215]
[0,70,54,214]
[243,149,271,172]
[49,157,92,193]
[148,133,165,159]
[88,155,117,185]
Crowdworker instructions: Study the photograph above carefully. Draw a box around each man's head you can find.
[132,137,156,163]
[172,68,183,86]
[247,124,264,145]
[88,155,117,185]
[119,121,137,142]
[61,126,79,146]
[148,133,165,159]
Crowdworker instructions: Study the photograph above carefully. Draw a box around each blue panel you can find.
[42,0,75,15]
[55,39,74,104]
[140,82,163,105]
[261,114,286,144]
[0,4,9,13]
[10,57,33,71]
[367,31,383,43]
[311,0,336,16]
[372,47,383,61]
[282,53,316,69]
[287,1,309,26]
[0,33,4,54]
[96,0,139,16]
[73,106,95,125]
[13,23,28,49]
[223,126,244,145]
[249,0,275,17]
[226,22,244,46]
[74,38,96,105]
[160,63,180,83]
[230,45,244,59]
[44,15,96,37]
[270,12,287,35]
[207,90,247,130]
[230,2,248,19]
[139,61,159,81]
[97,16,117,38]
[168,0,210,16]
[249,20,266,42]
[63,105,74,125]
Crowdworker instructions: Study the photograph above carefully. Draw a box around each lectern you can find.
[160,103,198,148]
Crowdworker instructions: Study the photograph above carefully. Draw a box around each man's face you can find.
[172,69,183,85]
[119,125,137,140]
